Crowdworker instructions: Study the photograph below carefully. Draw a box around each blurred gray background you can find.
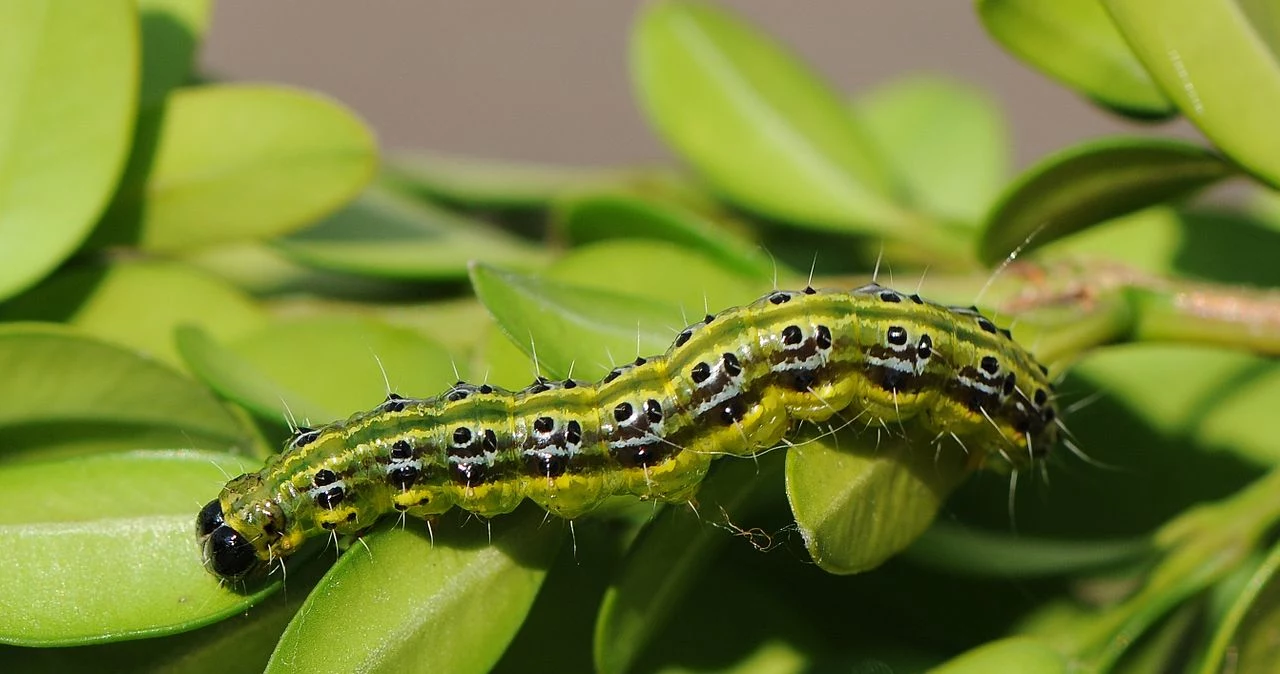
[200,2,1187,168]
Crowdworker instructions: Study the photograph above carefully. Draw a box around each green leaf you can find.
[906,521,1151,578]
[94,84,377,251]
[594,455,783,674]
[979,138,1234,265]
[265,507,562,674]
[1113,601,1202,674]
[137,0,211,108]
[1104,0,1280,188]
[855,76,1010,225]
[383,151,651,210]
[1238,0,1280,54]
[976,0,1174,118]
[555,192,775,279]
[233,316,460,423]
[1200,537,1280,673]
[176,324,335,426]
[183,240,421,299]
[182,317,459,427]
[1191,357,1280,465]
[0,324,254,463]
[0,0,137,300]
[1035,206,1280,289]
[273,184,550,281]
[929,637,1069,674]
[1067,467,1280,670]
[496,518,644,674]
[473,242,773,387]
[0,260,266,367]
[0,450,279,646]
[632,0,906,234]
[546,239,776,314]
[785,429,971,575]
[470,263,686,382]
[949,343,1274,544]
[472,238,774,386]
[1,555,322,673]
[262,295,497,363]
[627,559,832,674]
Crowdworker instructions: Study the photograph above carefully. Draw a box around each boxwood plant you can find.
[1,1,1278,672]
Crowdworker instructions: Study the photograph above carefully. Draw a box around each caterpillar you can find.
[197,282,1059,581]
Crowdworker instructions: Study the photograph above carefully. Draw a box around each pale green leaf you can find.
[95,85,377,251]
[0,0,137,299]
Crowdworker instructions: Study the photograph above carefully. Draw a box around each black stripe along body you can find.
[198,284,1058,580]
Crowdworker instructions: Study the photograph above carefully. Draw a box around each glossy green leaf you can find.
[265,507,562,674]
[0,324,254,462]
[1,557,321,674]
[176,324,334,426]
[786,429,971,575]
[479,326,545,391]
[1036,206,1280,289]
[979,138,1233,265]
[230,316,459,424]
[555,191,775,279]
[384,151,649,209]
[94,85,377,251]
[855,76,1009,225]
[1201,537,1280,673]
[594,454,782,674]
[977,0,1173,117]
[475,237,793,417]
[474,242,773,386]
[1238,0,1280,54]
[1104,0,1280,187]
[632,0,907,234]
[545,239,776,315]
[907,521,1151,578]
[138,0,211,107]
[0,260,265,367]
[0,450,279,646]
[1036,207,1186,277]
[929,637,1069,674]
[1192,361,1280,466]
[184,317,459,427]
[264,295,496,362]
[0,0,137,300]
[470,263,686,381]
[273,184,549,281]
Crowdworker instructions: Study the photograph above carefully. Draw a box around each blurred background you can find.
[200,1,1195,168]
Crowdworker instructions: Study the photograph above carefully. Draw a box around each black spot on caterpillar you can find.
[198,283,1059,581]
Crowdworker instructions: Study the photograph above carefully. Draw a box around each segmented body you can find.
[197,283,1059,580]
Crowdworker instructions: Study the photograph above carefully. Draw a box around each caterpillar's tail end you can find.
[196,499,264,582]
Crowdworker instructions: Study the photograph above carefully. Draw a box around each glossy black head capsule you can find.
[196,499,261,581]
[204,524,259,581]
[195,499,224,537]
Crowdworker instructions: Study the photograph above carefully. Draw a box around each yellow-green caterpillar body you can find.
[198,283,1058,580]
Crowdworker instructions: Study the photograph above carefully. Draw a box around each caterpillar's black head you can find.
[196,498,263,581]
[197,473,289,582]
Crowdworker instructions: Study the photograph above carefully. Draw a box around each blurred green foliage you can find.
[1,1,1279,672]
